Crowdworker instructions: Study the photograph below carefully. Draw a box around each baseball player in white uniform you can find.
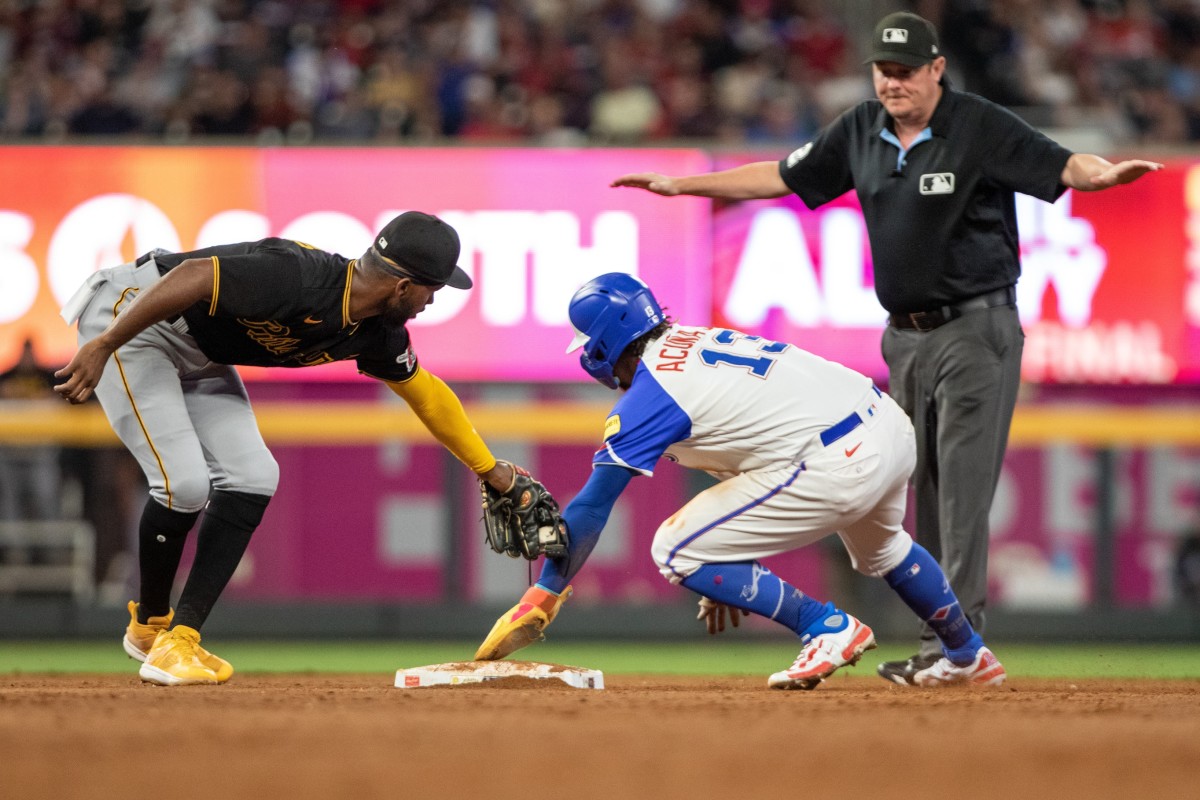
[476,273,1006,689]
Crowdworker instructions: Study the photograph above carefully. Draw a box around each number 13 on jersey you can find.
[699,329,789,378]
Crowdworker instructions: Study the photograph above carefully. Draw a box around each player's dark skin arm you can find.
[54,258,214,404]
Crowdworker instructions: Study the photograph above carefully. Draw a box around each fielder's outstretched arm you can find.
[386,368,518,492]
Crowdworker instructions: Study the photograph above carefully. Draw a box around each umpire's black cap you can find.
[372,211,472,290]
[863,12,940,67]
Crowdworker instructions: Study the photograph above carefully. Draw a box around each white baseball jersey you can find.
[593,325,917,583]
[594,325,878,477]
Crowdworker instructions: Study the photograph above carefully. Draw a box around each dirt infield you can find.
[3,672,1198,800]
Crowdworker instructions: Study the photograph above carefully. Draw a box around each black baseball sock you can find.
[174,490,271,631]
[137,498,201,622]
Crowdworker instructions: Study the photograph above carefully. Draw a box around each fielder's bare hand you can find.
[697,597,746,635]
[53,338,114,404]
[610,172,681,196]
[479,459,520,494]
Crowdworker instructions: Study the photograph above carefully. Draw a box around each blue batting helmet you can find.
[566,272,664,389]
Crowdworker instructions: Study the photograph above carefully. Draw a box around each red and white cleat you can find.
[768,614,877,690]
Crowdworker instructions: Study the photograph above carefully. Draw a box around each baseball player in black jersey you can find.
[55,211,547,686]
[612,12,1161,686]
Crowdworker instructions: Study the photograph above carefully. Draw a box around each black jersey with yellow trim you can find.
[153,238,419,382]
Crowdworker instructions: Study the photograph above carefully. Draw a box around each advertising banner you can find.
[0,146,711,381]
[2,147,1196,383]
[711,154,1196,384]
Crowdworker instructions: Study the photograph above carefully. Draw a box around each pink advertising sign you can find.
[0,147,711,381]
[711,154,1197,385]
[258,148,713,381]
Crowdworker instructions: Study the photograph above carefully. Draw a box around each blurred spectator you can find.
[939,0,1034,107]
[1,0,1199,145]
[69,85,141,135]
[0,338,61,523]
[745,84,819,143]
[112,44,181,134]
[525,91,588,145]
[1,63,52,137]
[588,38,663,142]
[364,45,433,139]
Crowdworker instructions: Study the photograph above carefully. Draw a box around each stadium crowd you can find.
[0,0,1198,146]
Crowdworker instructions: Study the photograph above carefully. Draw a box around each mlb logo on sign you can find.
[882,27,909,43]
[920,173,955,195]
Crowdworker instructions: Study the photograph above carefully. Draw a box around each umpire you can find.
[54,211,545,686]
[612,11,1162,685]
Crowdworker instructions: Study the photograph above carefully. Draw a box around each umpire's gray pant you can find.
[881,305,1023,657]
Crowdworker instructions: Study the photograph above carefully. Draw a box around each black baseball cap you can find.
[371,211,472,290]
[863,12,940,67]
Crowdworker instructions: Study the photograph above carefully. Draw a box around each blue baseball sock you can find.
[884,542,982,663]
[680,561,841,640]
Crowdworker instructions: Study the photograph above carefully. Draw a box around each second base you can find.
[394,660,604,690]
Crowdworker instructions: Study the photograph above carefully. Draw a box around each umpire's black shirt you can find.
[778,83,1072,315]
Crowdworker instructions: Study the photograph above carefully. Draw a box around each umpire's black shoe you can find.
[877,653,941,686]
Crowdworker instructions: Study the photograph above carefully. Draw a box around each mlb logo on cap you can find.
[864,12,939,67]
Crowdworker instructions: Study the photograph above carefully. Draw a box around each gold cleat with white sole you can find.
[124,601,234,683]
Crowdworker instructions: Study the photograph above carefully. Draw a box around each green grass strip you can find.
[2,641,1199,679]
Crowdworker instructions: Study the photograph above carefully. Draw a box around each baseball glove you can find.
[480,462,569,560]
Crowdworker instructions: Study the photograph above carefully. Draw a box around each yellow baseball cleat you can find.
[124,601,234,683]
[123,600,173,660]
[475,585,573,661]
[138,626,220,686]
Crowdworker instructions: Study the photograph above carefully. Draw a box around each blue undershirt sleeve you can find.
[536,464,635,593]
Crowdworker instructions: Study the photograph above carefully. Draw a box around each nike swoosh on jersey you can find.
[844,442,862,457]
[304,316,322,324]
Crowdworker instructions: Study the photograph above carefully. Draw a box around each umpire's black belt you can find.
[889,286,1016,332]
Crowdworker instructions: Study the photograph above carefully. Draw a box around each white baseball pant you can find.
[651,389,916,581]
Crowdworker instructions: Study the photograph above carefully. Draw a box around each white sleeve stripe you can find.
[596,442,654,476]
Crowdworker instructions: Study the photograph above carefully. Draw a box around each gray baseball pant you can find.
[881,304,1023,658]
[68,258,278,513]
